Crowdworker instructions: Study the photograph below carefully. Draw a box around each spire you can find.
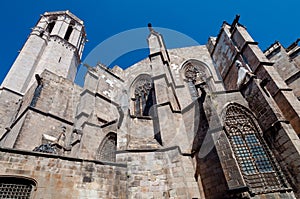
[230,14,240,33]
[147,23,169,63]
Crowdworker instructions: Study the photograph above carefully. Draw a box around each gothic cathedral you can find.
[0,11,299,199]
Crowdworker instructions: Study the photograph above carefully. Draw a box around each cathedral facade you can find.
[0,11,300,199]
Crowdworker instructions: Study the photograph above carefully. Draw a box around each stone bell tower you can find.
[1,10,86,94]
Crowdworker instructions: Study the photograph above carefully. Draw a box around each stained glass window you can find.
[224,104,289,194]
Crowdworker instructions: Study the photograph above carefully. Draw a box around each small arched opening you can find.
[96,132,117,162]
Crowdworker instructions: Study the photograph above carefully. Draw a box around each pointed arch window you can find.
[183,63,206,100]
[96,133,117,162]
[224,104,289,194]
[133,76,155,117]
[0,176,36,199]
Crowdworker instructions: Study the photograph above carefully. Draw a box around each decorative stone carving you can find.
[235,60,255,89]
[184,63,205,83]
[33,143,57,154]
[33,126,67,154]
[133,76,154,116]
[134,79,152,97]
[96,133,117,162]
[224,104,290,195]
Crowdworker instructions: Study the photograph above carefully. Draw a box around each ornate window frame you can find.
[181,60,211,100]
[222,103,290,195]
[130,74,155,117]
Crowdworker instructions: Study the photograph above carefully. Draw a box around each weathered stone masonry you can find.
[0,12,299,199]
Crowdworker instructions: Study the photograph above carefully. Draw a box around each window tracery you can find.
[133,76,155,116]
[96,133,117,162]
[184,63,206,82]
[224,104,289,194]
[184,63,206,99]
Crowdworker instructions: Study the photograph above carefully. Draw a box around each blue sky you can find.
[0,0,299,86]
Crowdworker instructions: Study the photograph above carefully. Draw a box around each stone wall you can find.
[0,70,82,151]
[1,35,47,93]
[33,70,82,122]
[117,147,201,198]
[0,147,127,199]
[197,147,229,199]
[0,89,22,138]
[12,110,74,151]
[1,11,300,199]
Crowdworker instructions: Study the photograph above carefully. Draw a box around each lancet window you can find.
[133,76,155,117]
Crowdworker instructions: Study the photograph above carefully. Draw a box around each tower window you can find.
[64,21,75,41]
[46,21,55,34]
[96,132,117,162]
[0,176,36,199]
[46,17,57,34]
